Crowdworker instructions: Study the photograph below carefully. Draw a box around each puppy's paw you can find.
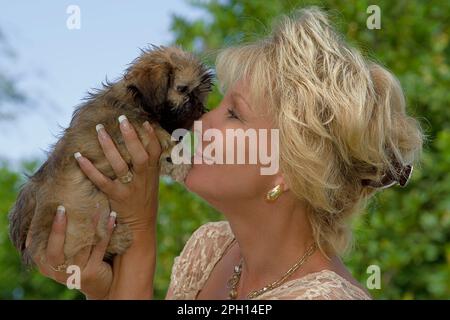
[159,153,191,183]
[168,162,192,183]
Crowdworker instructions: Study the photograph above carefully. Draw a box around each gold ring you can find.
[49,262,68,272]
[41,256,68,272]
[118,170,133,184]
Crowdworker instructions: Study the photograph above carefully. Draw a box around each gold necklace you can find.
[227,242,317,300]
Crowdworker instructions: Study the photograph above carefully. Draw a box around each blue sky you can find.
[0,1,204,169]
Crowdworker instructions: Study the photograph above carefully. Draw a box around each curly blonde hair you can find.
[215,7,424,255]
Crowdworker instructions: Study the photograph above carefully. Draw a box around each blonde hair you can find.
[215,7,424,255]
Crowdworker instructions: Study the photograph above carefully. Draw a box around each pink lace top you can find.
[167,221,372,300]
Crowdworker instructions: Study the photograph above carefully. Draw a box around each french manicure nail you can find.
[95,123,104,133]
[143,121,152,132]
[118,115,130,130]
[56,205,65,220]
[74,152,82,160]
[95,124,107,138]
[109,211,117,228]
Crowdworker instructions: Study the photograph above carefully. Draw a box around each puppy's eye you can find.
[176,85,189,94]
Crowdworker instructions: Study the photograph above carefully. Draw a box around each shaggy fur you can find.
[8,45,212,266]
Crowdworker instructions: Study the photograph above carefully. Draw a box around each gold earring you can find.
[266,184,283,201]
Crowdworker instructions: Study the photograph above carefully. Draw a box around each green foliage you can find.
[0,0,448,300]
[347,129,450,299]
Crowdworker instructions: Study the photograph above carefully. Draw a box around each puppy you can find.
[8,45,212,266]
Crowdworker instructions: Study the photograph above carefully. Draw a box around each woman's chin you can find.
[184,164,213,196]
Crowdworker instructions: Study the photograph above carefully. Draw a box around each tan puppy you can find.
[8,45,212,266]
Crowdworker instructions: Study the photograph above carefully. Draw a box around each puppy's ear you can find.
[125,59,172,113]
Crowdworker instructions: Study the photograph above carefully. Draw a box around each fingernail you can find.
[143,121,152,132]
[109,211,117,228]
[74,152,82,160]
[56,205,65,220]
[118,115,130,130]
[96,124,107,139]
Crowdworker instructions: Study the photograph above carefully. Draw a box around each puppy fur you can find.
[8,46,212,266]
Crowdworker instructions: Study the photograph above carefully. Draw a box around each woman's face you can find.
[184,79,280,207]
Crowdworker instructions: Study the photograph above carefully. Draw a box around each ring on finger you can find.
[118,169,133,184]
[50,262,68,272]
[40,256,68,272]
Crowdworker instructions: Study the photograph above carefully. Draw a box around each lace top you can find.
[167,221,371,300]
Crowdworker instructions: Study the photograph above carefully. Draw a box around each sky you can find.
[0,1,204,170]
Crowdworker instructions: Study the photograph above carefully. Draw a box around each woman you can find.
[27,7,423,299]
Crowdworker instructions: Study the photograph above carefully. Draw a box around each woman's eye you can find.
[227,108,239,120]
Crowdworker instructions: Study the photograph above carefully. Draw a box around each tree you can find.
[0,28,26,119]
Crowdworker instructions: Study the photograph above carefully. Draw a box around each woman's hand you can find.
[74,116,162,231]
[74,115,160,299]
[28,116,161,299]
[26,205,116,300]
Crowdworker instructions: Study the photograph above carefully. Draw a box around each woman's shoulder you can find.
[167,221,234,299]
[191,220,234,240]
[255,270,372,300]
[178,221,234,266]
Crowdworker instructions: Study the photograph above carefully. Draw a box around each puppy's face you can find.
[124,46,212,134]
